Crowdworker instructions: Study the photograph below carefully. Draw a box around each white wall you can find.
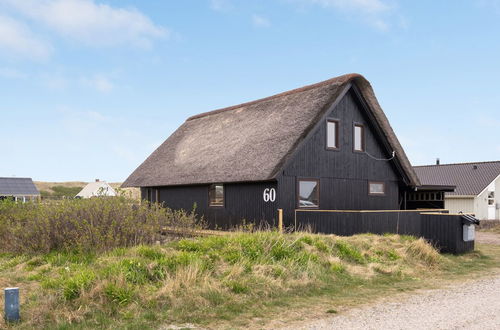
[445,197,474,214]
[496,175,500,219]
[474,176,500,220]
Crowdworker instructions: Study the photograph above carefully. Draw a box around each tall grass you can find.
[0,231,451,329]
[0,198,202,254]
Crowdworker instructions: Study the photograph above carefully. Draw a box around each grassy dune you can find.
[0,231,495,329]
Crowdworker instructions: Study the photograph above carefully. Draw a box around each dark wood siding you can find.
[295,210,421,236]
[295,211,474,254]
[277,89,402,224]
[156,181,278,229]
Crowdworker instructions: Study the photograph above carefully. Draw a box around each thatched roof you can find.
[123,74,420,188]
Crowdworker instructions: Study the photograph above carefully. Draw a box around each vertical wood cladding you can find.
[278,88,402,224]
[295,211,474,254]
[156,181,278,229]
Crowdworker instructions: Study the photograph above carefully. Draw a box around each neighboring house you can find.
[414,161,500,220]
[76,179,117,198]
[0,177,40,202]
[123,73,446,229]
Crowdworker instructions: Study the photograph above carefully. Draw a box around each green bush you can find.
[0,198,201,254]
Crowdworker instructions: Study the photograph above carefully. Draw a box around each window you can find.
[326,120,339,149]
[209,184,224,207]
[369,182,385,196]
[354,124,365,152]
[488,191,495,206]
[298,179,319,208]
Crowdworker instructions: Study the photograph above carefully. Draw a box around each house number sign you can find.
[263,188,276,202]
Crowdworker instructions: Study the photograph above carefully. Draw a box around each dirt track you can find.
[279,271,500,330]
[279,231,500,330]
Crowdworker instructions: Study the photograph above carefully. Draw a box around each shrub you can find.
[0,198,202,254]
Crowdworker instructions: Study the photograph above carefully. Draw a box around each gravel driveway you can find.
[280,273,500,330]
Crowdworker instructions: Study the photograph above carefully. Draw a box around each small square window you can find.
[327,120,339,149]
[298,179,319,208]
[209,184,224,207]
[354,124,365,152]
[369,182,385,196]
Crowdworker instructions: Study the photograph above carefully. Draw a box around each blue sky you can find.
[1,0,499,182]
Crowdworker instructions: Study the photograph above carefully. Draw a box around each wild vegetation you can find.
[0,199,497,328]
[0,198,201,254]
[0,229,496,329]
[39,185,84,199]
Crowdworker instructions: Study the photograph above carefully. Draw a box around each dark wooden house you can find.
[123,74,435,229]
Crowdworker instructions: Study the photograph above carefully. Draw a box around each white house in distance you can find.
[414,161,500,220]
[76,179,117,198]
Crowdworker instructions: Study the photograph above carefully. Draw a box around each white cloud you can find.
[252,14,271,28]
[0,15,52,60]
[298,0,394,31]
[0,67,28,79]
[210,0,233,12]
[41,73,69,90]
[2,0,168,48]
[309,0,390,14]
[81,74,114,93]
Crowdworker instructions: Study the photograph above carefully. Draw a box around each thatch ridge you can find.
[187,73,359,122]
[122,74,420,188]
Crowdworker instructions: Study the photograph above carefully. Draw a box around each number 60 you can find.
[263,188,276,202]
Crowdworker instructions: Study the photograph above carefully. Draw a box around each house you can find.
[414,161,500,220]
[0,177,40,202]
[123,73,447,229]
[76,179,117,198]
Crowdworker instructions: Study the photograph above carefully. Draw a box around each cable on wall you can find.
[364,150,396,161]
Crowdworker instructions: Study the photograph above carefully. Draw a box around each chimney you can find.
[436,158,440,165]
[95,179,100,182]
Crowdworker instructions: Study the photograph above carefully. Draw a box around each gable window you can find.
[209,184,224,207]
[488,191,495,205]
[368,182,385,196]
[354,123,365,152]
[298,179,319,208]
[326,120,339,149]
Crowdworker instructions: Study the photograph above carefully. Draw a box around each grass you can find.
[0,231,499,329]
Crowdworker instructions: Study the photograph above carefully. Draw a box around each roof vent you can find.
[95,179,100,182]
[436,158,440,165]
[472,165,478,170]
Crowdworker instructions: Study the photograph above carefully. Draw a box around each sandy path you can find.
[476,231,500,245]
[280,271,500,330]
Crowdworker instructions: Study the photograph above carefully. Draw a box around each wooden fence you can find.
[295,209,473,254]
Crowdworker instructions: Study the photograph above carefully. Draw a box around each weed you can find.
[63,270,95,300]
[334,241,365,264]
[104,283,134,306]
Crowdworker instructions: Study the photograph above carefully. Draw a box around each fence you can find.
[295,209,473,254]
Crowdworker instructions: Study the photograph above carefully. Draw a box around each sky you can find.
[1,0,499,182]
